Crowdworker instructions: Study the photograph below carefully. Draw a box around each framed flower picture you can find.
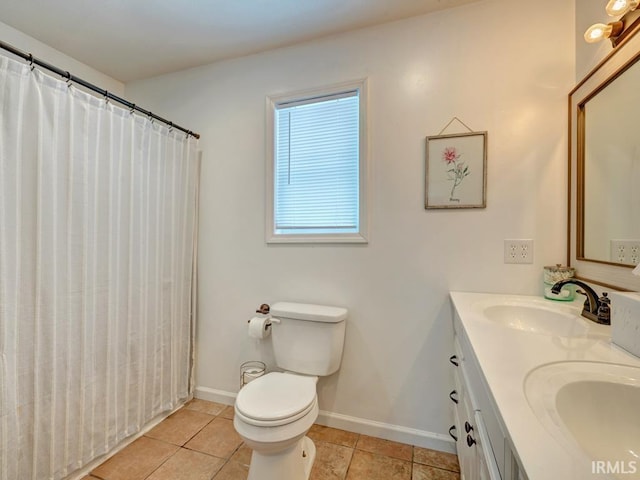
[424,131,487,209]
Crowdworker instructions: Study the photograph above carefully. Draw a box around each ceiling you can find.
[0,0,480,83]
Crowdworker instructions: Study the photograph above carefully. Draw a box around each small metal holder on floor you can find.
[240,361,266,388]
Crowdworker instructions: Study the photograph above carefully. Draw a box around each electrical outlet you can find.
[504,239,534,264]
[610,240,640,265]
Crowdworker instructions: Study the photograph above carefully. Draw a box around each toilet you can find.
[233,302,348,480]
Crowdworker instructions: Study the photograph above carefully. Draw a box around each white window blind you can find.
[273,89,360,236]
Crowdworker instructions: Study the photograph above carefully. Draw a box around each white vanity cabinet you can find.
[449,310,525,480]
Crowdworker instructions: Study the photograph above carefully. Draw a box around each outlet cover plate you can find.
[504,239,534,264]
[610,240,640,266]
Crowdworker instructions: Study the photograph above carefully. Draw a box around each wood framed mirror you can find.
[569,25,640,290]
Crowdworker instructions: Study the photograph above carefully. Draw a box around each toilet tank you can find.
[270,302,347,376]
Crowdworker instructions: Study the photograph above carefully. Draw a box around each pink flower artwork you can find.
[442,147,459,165]
[442,146,469,202]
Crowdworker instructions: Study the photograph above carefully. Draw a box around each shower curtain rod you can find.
[0,39,200,139]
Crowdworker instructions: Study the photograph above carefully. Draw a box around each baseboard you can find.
[316,410,456,453]
[194,385,237,406]
[194,386,455,454]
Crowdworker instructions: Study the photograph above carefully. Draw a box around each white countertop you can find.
[449,291,640,480]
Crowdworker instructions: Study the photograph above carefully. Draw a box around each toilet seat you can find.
[235,372,317,427]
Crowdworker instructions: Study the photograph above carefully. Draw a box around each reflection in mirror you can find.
[582,58,640,266]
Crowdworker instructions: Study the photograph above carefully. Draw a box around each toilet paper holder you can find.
[256,303,270,314]
[247,303,280,339]
[246,316,280,329]
[247,303,280,330]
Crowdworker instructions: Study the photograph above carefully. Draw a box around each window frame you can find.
[265,79,369,244]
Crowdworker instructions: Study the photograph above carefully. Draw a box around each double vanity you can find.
[446,8,640,480]
[449,291,640,480]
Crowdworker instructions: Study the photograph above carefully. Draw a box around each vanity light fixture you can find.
[606,0,639,16]
[586,0,640,45]
[584,21,624,43]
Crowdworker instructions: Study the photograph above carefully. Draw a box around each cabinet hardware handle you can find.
[464,421,473,433]
[466,434,476,447]
[449,390,459,404]
[449,425,458,442]
[449,355,459,366]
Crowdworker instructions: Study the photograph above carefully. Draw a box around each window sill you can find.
[266,232,368,244]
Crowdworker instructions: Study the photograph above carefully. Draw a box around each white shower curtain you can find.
[0,54,200,480]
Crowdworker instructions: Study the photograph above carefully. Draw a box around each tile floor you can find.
[83,399,460,480]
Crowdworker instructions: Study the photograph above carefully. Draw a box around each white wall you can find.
[0,20,124,95]
[126,0,574,450]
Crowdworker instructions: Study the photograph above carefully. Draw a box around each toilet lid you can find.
[236,372,317,422]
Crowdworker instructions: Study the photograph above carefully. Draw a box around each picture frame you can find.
[424,131,487,209]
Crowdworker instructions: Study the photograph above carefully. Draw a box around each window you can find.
[266,80,368,243]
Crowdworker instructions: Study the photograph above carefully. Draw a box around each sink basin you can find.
[481,301,590,337]
[525,362,640,479]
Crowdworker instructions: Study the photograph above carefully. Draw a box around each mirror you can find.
[581,57,640,266]
[569,26,640,290]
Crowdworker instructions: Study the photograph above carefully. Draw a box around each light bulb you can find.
[606,0,639,16]
[584,21,624,43]
[584,23,611,42]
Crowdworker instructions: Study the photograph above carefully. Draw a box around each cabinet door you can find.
[460,387,480,480]
[479,454,492,480]
[474,410,502,480]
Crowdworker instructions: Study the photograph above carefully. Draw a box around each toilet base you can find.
[247,435,316,480]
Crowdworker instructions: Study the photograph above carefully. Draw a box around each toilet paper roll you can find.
[242,369,264,384]
[248,316,271,339]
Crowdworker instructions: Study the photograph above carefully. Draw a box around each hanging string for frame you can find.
[437,116,475,136]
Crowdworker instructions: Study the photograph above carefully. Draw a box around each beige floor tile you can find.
[219,405,235,420]
[310,440,353,480]
[355,435,413,462]
[413,447,460,473]
[412,464,461,480]
[146,408,214,446]
[230,443,252,466]
[91,437,178,480]
[146,448,225,480]
[213,460,249,480]
[185,417,243,458]
[345,450,411,480]
[308,424,359,448]
[90,414,461,480]
[185,398,228,416]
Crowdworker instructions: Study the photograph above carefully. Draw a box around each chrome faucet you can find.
[550,279,610,324]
